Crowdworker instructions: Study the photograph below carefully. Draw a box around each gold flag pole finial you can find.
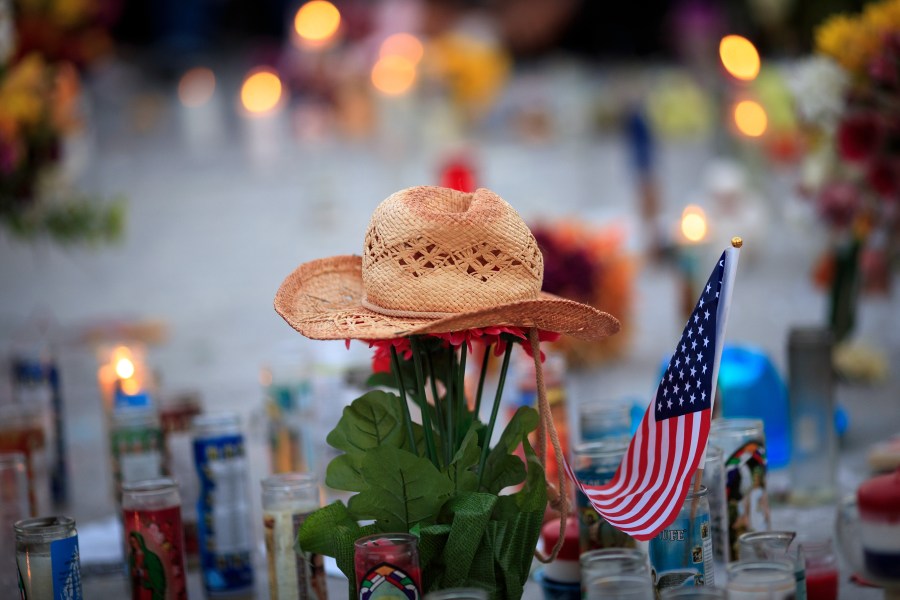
[731,236,743,248]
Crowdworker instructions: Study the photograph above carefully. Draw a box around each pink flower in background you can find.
[817,181,862,228]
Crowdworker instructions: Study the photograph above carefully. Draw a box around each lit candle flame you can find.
[115,357,135,380]
[733,100,767,137]
[719,35,760,81]
[371,55,416,96]
[294,1,341,46]
[240,69,283,115]
[681,205,708,243]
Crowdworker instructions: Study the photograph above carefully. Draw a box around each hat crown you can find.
[362,186,544,316]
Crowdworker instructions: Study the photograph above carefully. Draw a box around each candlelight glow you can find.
[371,55,416,96]
[681,205,708,242]
[178,67,216,107]
[120,378,141,395]
[115,357,135,379]
[294,1,341,43]
[719,35,760,81]
[734,100,768,137]
[380,33,424,64]
[241,70,283,114]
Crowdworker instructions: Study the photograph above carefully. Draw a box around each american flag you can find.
[569,247,740,541]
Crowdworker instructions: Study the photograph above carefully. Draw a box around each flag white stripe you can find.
[586,405,655,504]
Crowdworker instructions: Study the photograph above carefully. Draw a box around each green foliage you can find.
[1,194,125,245]
[302,388,547,600]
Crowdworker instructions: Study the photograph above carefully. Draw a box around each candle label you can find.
[124,505,188,599]
[263,509,327,599]
[575,467,637,551]
[47,535,82,600]
[649,509,714,593]
[359,563,420,600]
[722,440,769,559]
[194,433,254,593]
[111,424,164,491]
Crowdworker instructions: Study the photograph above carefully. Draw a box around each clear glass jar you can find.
[192,412,254,596]
[262,472,326,599]
[709,418,770,559]
[800,538,838,600]
[110,406,165,502]
[702,445,730,581]
[580,547,651,597]
[660,587,728,598]
[573,440,636,552]
[726,560,796,599]
[14,516,83,599]
[122,478,187,599]
[578,402,632,443]
[738,531,806,600]
[583,573,654,600]
[0,403,49,516]
[649,485,715,594]
[788,327,837,504]
[424,589,489,600]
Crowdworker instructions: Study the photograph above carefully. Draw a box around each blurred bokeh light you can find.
[371,55,416,96]
[240,69,283,114]
[681,205,708,243]
[719,35,760,81]
[294,1,341,47]
[733,99,768,137]
[177,67,216,108]
[380,33,424,65]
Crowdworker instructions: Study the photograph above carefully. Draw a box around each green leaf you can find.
[365,371,398,389]
[348,446,453,531]
[443,426,480,493]
[326,390,414,453]
[480,406,538,494]
[325,452,368,492]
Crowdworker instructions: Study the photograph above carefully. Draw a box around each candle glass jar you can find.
[583,573,655,600]
[738,531,806,600]
[424,589,489,600]
[1,452,29,589]
[649,485,715,595]
[262,472,327,599]
[709,418,771,560]
[726,560,795,600]
[800,538,838,600]
[15,516,83,599]
[122,478,188,599]
[0,403,50,516]
[702,445,730,582]
[354,533,422,598]
[111,406,165,504]
[660,587,728,598]
[581,547,651,597]
[578,402,632,443]
[573,440,636,552]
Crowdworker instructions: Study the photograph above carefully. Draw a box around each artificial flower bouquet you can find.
[273,186,619,598]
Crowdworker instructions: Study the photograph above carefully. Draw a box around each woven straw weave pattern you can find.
[362,187,543,315]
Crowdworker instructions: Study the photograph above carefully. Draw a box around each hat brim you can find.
[275,255,620,341]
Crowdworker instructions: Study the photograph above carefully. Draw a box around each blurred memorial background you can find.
[0,0,899,597]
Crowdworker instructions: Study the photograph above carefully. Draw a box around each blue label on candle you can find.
[649,511,714,593]
[50,535,83,600]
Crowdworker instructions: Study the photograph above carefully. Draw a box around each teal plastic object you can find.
[717,345,791,468]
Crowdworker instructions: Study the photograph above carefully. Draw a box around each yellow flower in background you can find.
[862,0,900,33]
[0,54,49,129]
[815,14,875,73]
[424,34,511,119]
[51,0,94,28]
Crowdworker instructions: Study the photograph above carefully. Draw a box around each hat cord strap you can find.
[529,327,569,564]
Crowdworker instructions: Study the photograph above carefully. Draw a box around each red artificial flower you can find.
[837,114,882,163]
[867,159,900,199]
[816,181,862,228]
[870,32,900,88]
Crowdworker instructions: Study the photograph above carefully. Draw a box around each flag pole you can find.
[690,236,742,541]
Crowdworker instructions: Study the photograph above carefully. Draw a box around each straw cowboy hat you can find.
[275,185,620,341]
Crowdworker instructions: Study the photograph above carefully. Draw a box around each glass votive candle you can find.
[573,440,636,553]
[710,418,771,560]
[660,587,728,599]
[424,588,488,600]
[702,445,730,576]
[0,452,29,589]
[581,547,651,597]
[737,531,806,599]
[801,538,838,600]
[583,573,654,600]
[355,533,422,597]
[14,516,84,599]
[726,560,796,600]
[579,401,633,442]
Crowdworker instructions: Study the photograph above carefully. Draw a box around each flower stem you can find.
[409,337,439,467]
[445,345,455,463]
[425,352,447,461]
[473,344,492,420]
[477,342,513,489]
[390,346,418,454]
[456,343,467,448]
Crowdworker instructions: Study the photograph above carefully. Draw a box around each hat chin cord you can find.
[529,327,569,564]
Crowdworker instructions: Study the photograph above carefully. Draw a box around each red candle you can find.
[354,533,422,599]
[805,568,839,600]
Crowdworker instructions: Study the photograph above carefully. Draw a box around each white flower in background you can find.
[0,0,13,66]
[788,56,849,131]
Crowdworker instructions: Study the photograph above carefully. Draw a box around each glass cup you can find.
[424,589,488,600]
[581,548,651,597]
[584,573,655,600]
[660,587,728,599]
[15,516,84,599]
[726,560,796,600]
[709,418,771,560]
[0,452,29,589]
[579,401,633,442]
[702,445,730,581]
[573,440,635,552]
[738,531,806,600]
[801,538,838,600]
[354,533,422,596]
